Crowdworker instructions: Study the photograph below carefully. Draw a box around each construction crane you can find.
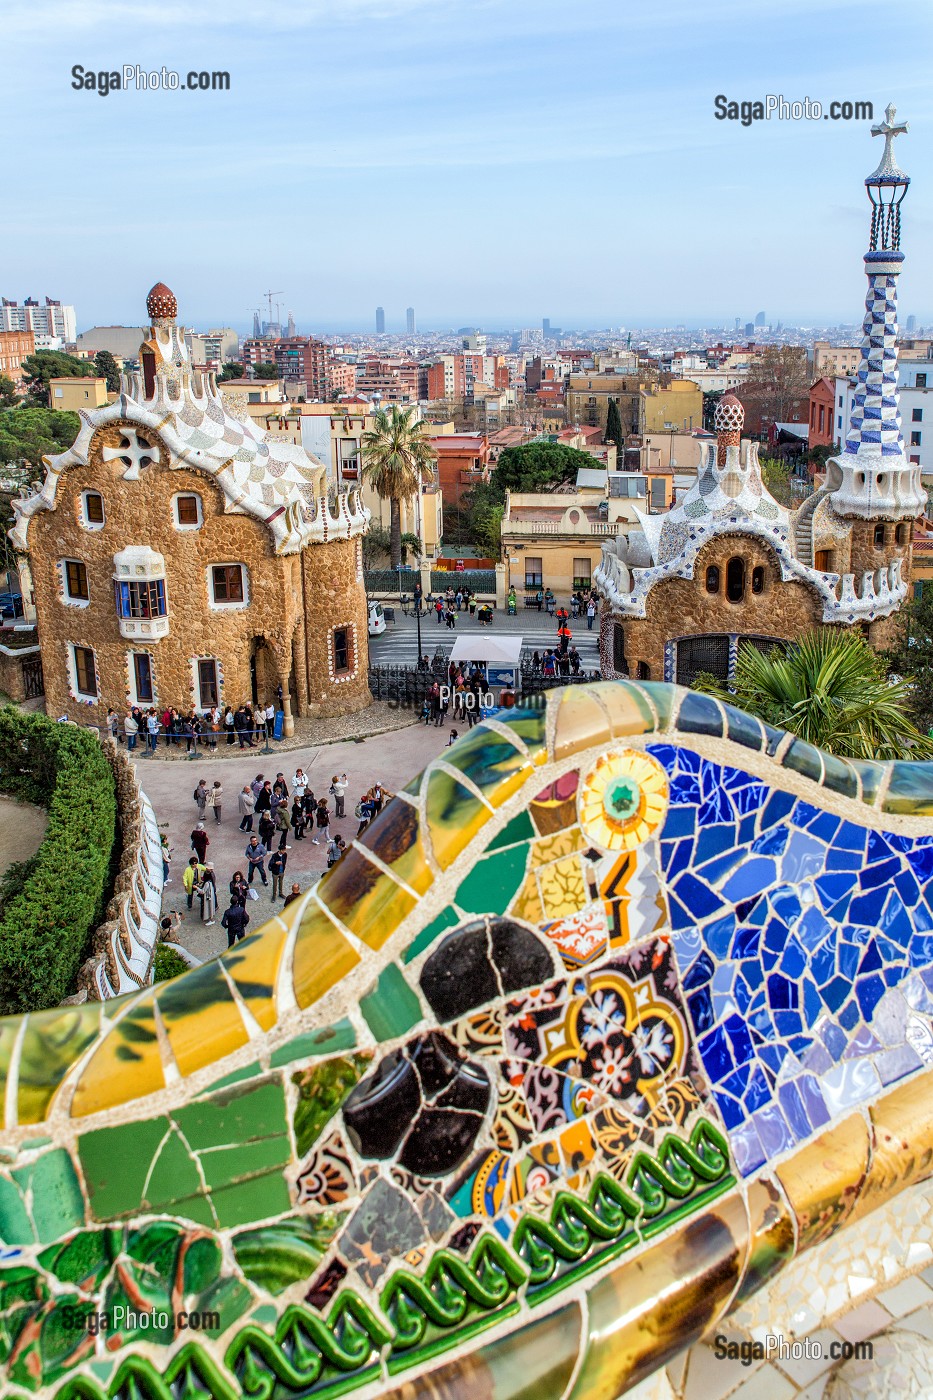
[262,290,282,333]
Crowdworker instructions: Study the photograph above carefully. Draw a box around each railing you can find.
[430,570,496,593]
[368,657,600,704]
[504,519,618,536]
[365,568,419,594]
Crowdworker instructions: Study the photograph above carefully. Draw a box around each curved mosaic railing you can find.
[77,746,164,1000]
[3,680,933,1399]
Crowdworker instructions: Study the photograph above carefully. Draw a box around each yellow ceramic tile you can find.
[317,848,416,950]
[531,827,586,868]
[537,854,588,920]
[71,992,166,1119]
[424,769,493,871]
[223,921,289,1032]
[17,1004,104,1123]
[363,798,434,895]
[857,1068,933,1219]
[775,1113,870,1250]
[510,870,545,924]
[292,902,361,1009]
[442,729,534,809]
[592,682,656,741]
[156,961,250,1078]
[553,687,612,761]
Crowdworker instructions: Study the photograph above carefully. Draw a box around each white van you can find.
[368,601,387,636]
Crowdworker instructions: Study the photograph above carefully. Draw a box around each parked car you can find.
[0,593,24,620]
[368,601,387,636]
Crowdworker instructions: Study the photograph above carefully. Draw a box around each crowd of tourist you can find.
[107,701,278,753]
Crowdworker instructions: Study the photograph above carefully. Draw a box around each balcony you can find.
[503,518,618,537]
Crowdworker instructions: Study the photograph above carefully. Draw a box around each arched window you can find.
[613,624,628,675]
[874,524,885,548]
[705,565,720,594]
[751,566,765,595]
[142,349,156,398]
[636,661,651,680]
[726,557,745,603]
[895,524,906,545]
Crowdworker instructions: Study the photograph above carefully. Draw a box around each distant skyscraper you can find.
[252,310,262,338]
[755,311,766,326]
[734,317,741,331]
[286,311,297,338]
[542,318,550,335]
[745,322,755,337]
[907,313,917,334]
[376,307,385,333]
[406,307,415,334]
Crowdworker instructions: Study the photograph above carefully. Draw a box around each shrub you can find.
[0,708,117,1012]
[154,944,189,983]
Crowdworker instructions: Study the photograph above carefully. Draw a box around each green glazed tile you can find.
[403,905,462,964]
[292,1054,373,1156]
[17,1004,103,1124]
[174,1079,287,1152]
[78,1117,169,1220]
[442,728,530,804]
[232,1213,346,1295]
[0,1173,35,1244]
[199,1063,263,1096]
[145,1131,202,1210]
[821,752,859,800]
[210,1171,291,1229]
[762,721,786,757]
[455,844,530,915]
[850,758,885,806]
[425,770,491,871]
[883,762,933,815]
[198,1136,291,1192]
[493,708,547,761]
[674,690,724,738]
[11,1149,84,1243]
[270,1020,357,1067]
[633,681,675,731]
[485,810,536,852]
[161,1193,217,1229]
[360,965,422,1042]
[723,703,764,753]
[783,738,824,783]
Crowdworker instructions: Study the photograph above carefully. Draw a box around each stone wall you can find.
[0,639,39,703]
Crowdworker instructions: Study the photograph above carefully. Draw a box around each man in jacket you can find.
[269,846,288,900]
[245,835,268,886]
[238,784,256,832]
[221,900,250,948]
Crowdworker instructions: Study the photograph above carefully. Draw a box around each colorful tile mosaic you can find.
[4,679,933,1400]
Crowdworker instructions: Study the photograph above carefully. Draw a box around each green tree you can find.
[885,587,933,734]
[0,406,80,477]
[604,398,625,455]
[0,377,18,410]
[252,361,278,380]
[362,406,436,569]
[495,441,596,493]
[362,524,423,568]
[218,361,245,382]
[93,350,121,393]
[808,442,837,472]
[759,455,795,507]
[463,478,504,556]
[20,351,88,405]
[703,389,724,431]
[695,630,933,760]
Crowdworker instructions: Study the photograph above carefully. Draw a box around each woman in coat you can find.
[238,785,256,832]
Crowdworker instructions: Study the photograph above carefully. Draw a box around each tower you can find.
[376,306,385,334]
[406,306,415,334]
[825,104,925,531]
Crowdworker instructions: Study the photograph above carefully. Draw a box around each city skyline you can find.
[3,0,933,330]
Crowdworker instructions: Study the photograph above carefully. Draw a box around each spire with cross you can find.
[867,103,909,183]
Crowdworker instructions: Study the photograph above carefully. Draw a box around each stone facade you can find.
[9,285,371,730]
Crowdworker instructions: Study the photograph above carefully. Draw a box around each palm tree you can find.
[361,406,435,569]
[694,630,933,760]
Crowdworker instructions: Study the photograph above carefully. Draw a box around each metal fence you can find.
[368,658,598,705]
[364,568,419,595]
[430,570,496,594]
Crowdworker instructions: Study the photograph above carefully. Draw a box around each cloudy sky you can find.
[3,0,932,332]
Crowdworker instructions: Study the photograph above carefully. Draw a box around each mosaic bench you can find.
[2,679,933,1400]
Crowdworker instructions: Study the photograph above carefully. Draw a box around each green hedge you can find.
[154,944,188,983]
[0,708,117,1013]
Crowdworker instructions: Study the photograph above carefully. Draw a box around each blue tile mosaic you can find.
[650,743,933,1173]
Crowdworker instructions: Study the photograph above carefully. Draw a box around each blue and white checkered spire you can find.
[827,103,925,520]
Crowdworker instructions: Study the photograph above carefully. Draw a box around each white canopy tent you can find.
[448,636,523,667]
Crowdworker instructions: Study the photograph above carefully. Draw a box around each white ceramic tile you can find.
[833,1299,892,1344]
[771,1327,839,1385]
[682,1341,763,1400]
[727,1364,797,1400]
[877,1277,933,1319]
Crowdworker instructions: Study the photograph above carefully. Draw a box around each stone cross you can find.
[102,429,160,480]
[869,103,908,179]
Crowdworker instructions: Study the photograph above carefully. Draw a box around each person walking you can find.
[293,768,309,802]
[313,797,330,845]
[229,870,249,906]
[221,899,250,948]
[208,780,223,823]
[183,857,202,910]
[245,835,268,886]
[250,773,265,799]
[274,800,290,851]
[291,796,306,840]
[330,774,347,819]
[255,779,273,814]
[326,833,346,869]
[193,779,209,822]
[124,711,138,751]
[434,597,443,625]
[273,772,290,801]
[586,597,597,631]
[190,822,210,862]
[146,710,160,752]
[258,809,275,848]
[238,785,256,832]
[269,846,288,900]
[356,790,374,837]
[199,864,217,925]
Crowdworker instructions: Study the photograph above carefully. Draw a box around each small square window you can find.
[72,645,97,698]
[64,560,89,601]
[917,374,927,389]
[132,652,154,703]
[82,491,104,528]
[912,408,923,422]
[211,565,246,604]
[197,659,219,707]
[911,431,922,447]
[175,494,201,527]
